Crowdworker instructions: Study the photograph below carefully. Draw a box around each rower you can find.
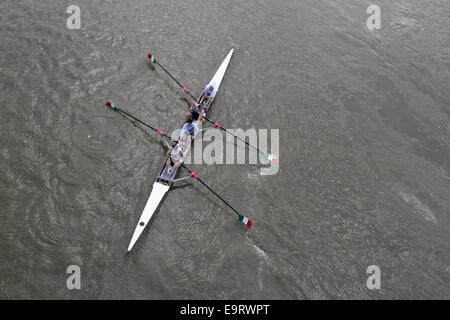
[162,144,183,179]
[190,101,205,125]
[179,112,199,147]
[198,85,214,106]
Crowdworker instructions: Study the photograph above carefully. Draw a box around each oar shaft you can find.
[119,109,175,141]
[150,56,198,102]
[204,117,262,153]
[181,164,238,215]
[106,102,176,142]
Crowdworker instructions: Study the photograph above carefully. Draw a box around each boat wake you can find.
[245,234,269,290]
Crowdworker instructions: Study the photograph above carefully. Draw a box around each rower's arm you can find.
[197,90,205,101]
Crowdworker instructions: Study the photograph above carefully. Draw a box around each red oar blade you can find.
[148,53,156,63]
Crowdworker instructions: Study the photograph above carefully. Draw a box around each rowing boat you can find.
[105,47,255,253]
[127,49,234,252]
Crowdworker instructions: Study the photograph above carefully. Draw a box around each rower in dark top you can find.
[190,101,205,125]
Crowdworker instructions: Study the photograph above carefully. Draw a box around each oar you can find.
[203,118,278,162]
[180,163,252,229]
[106,101,177,143]
[147,53,278,163]
[148,53,198,102]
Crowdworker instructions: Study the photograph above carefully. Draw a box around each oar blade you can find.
[238,214,252,229]
[106,101,119,110]
[148,53,156,63]
[264,153,278,163]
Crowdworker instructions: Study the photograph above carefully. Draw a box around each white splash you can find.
[399,192,437,224]
[246,234,269,290]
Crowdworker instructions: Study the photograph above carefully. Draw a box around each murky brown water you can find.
[1,0,450,299]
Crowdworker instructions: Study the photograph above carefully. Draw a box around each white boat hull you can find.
[127,181,170,252]
[127,48,234,252]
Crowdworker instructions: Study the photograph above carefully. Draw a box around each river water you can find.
[1,0,449,299]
